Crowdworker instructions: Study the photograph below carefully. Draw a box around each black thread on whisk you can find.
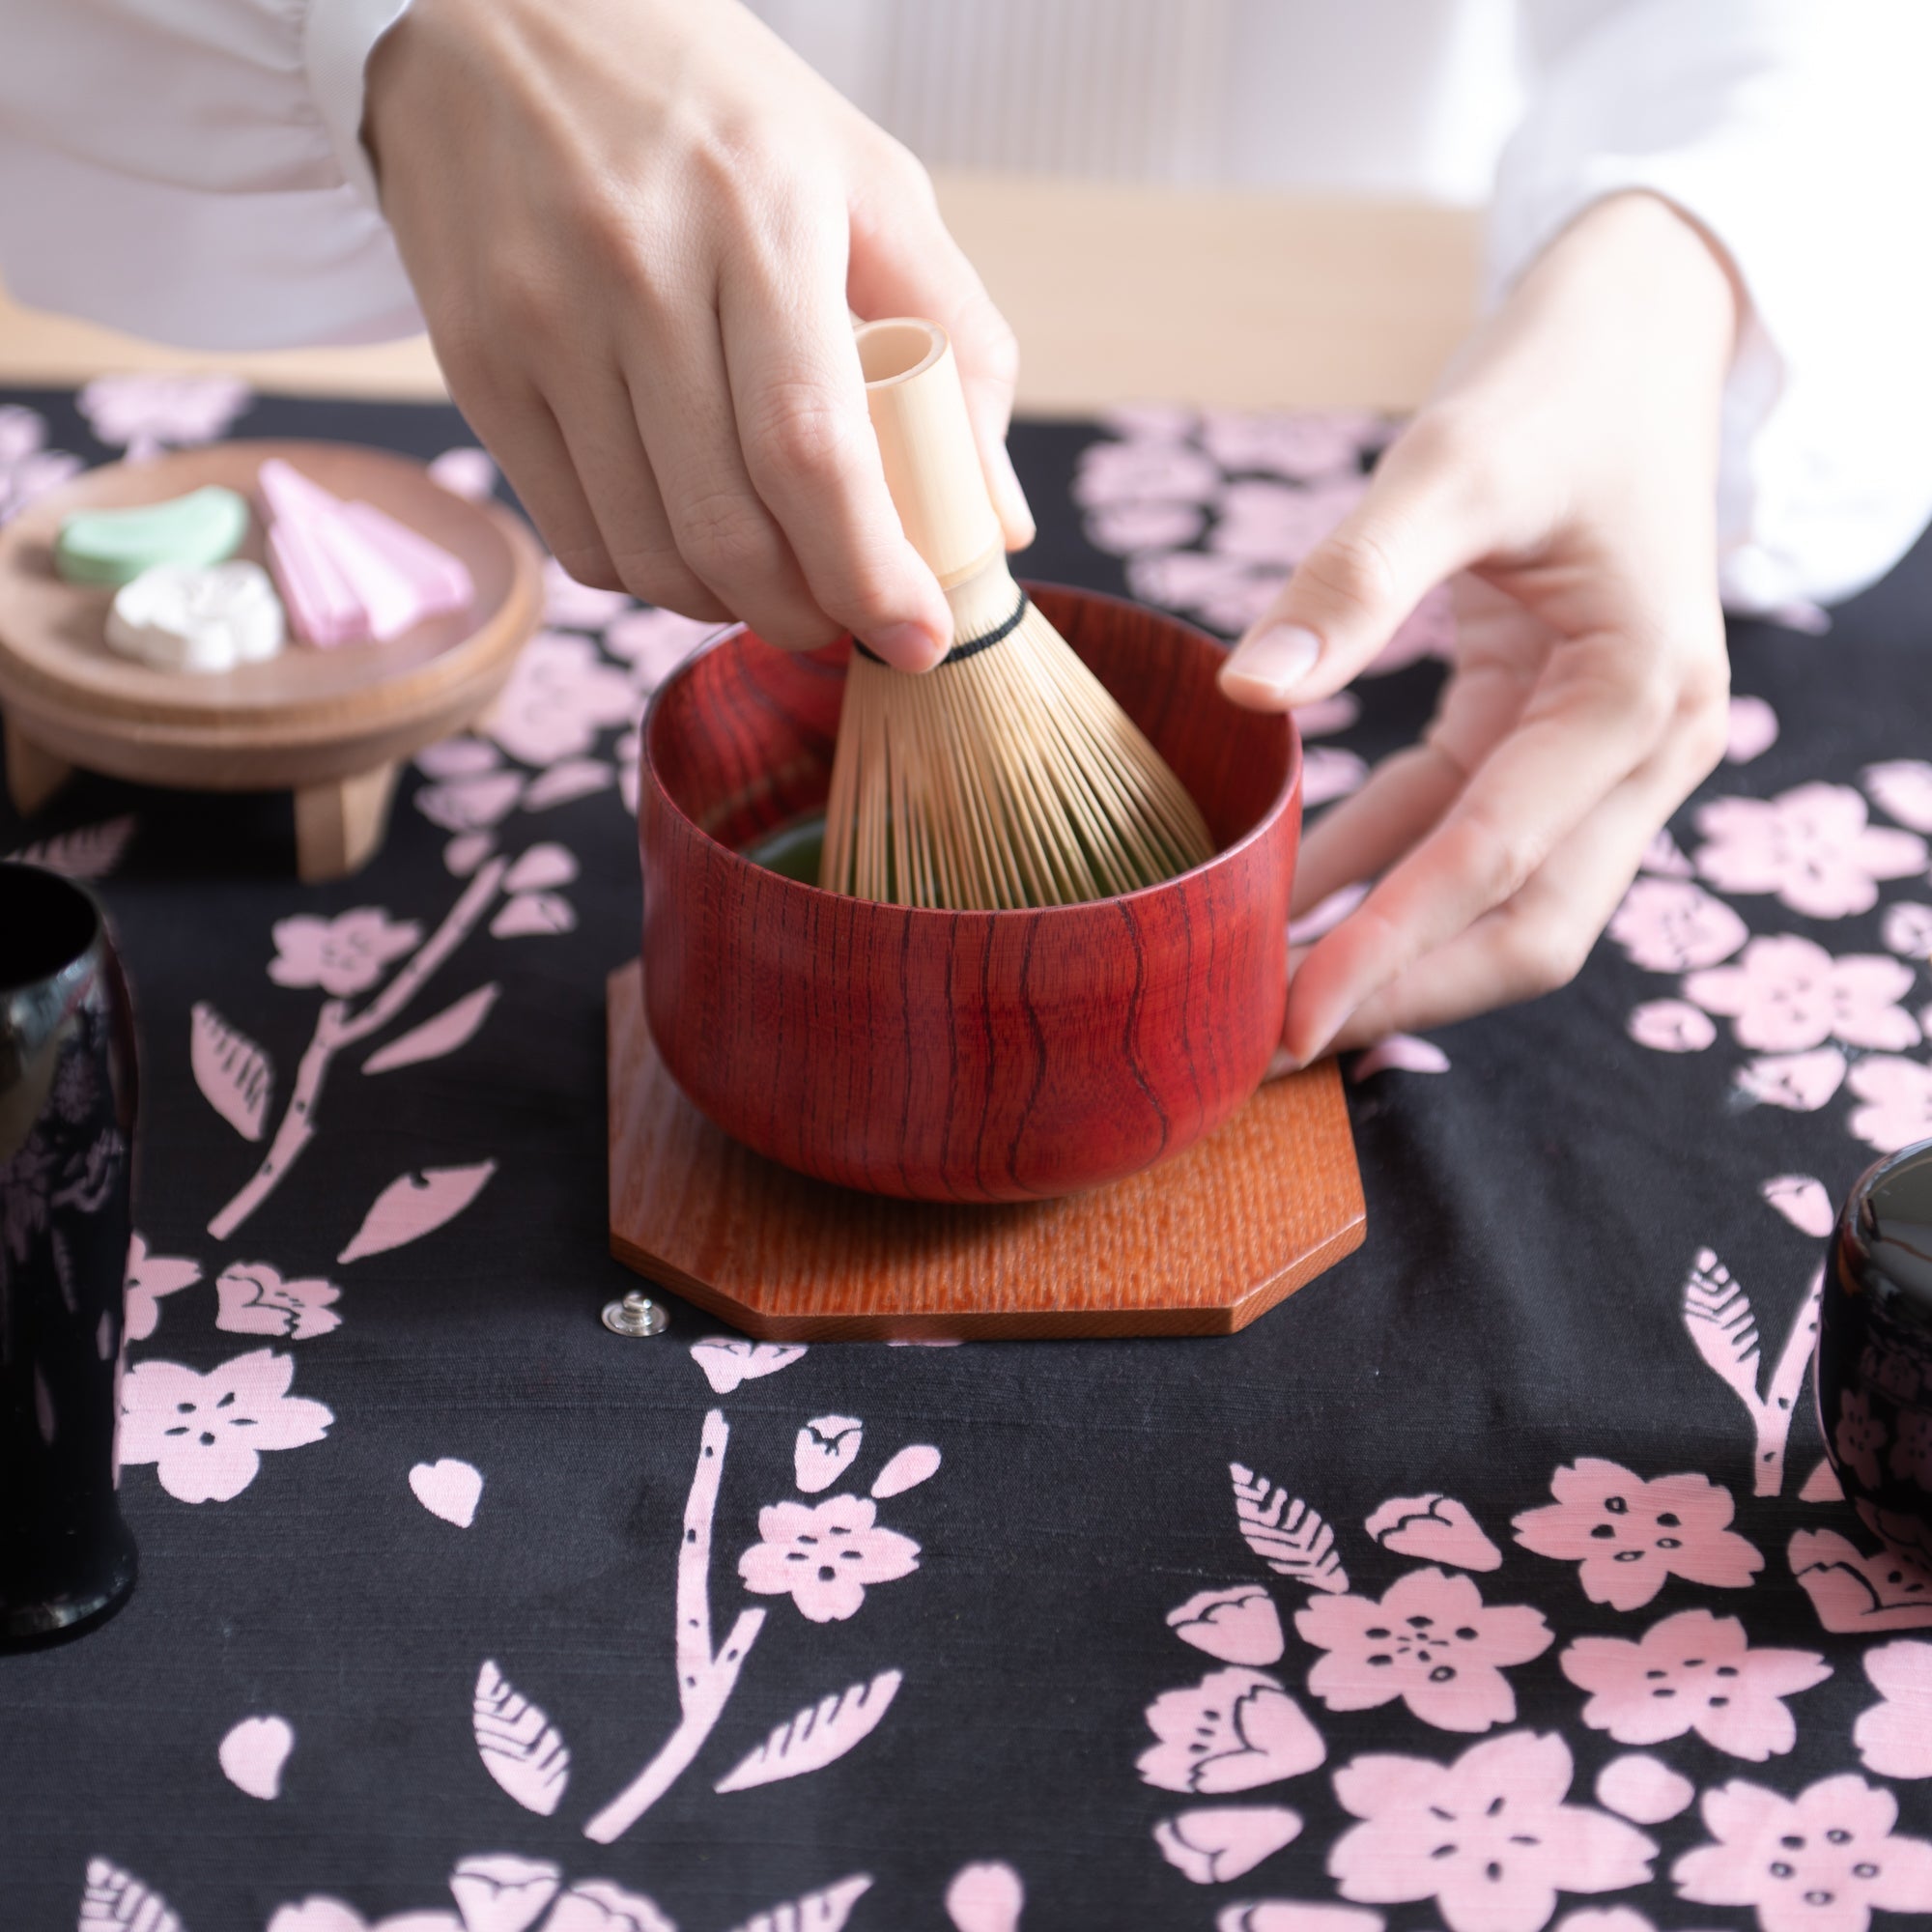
[854,591,1031,668]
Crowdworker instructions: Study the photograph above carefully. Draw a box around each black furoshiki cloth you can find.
[3,382,1932,1932]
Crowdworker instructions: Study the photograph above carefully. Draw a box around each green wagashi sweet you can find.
[54,486,250,587]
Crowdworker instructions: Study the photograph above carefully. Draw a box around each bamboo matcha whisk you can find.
[819,318,1215,910]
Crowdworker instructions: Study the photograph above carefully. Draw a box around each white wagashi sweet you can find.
[104,559,286,672]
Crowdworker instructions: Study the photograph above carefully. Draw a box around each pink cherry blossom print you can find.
[1085,499,1208,554]
[1512,1459,1763,1609]
[338,1161,496,1264]
[711,1668,902,1794]
[1628,1000,1718,1052]
[1727,696,1780,763]
[415,736,501,781]
[1833,1390,1888,1490]
[1801,1458,1846,1504]
[1693,784,1928,921]
[1294,1566,1551,1733]
[492,892,576,938]
[0,404,47,466]
[1865,758,1932,832]
[416,773,526,835]
[1551,1916,1661,1932]
[0,406,81,523]
[1739,1049,1849,1113]
[794,1415,863,1493]
[1890,1409,1932,1491]
[1788,1527,1932,1633]
[1854,1638,1932,1777]
[736,1493,919,1623]
[1882,901,1932,958]
[214,1262,341,1340]
[1364,1493,1503,1571]
[270,908,423,997]
[502,843,578,893]
[1328,1730,1656,1932]
[218,1713,295,1800]
[1560,1608,1828,1760]
[78,371,251,454]
[1685,937,1919,1052]
[1168,1584,1287,1666]
[1215,1908,1386,1932]
[520,757,612,811]
[1846,1056,1932,1153]
[1608,879,1748,973]
[1641,828,1696,876]
[1154,1804,1303,1884]
[487,632,638,766]
[1101,400,1197,439]
[123,1233,202,1343]
[869,1443,941,1497]
[427,446,498,501]
[1202,408,1378,480]
[1072,438,1220,509]
[1210,476,1368,569]
[79,1860,184,1932]
[1127,549,1285,636]
[545,1880,676,1932]
[1231,1466,1350,1593]
[945,1861,1024,1932]
[1763,1176,1835,1239]
[1595,1752,1696,1825]
[689,1337,807,1393]
[541,556,633,631]
[473,1660,572,1816]
[410,1458,482,1527]
[603,606,716,688]
[1138,1666,1326,1795]
[120,1349,332,1503]
[448,1854,560,1932]
[363,983,499,1075]
[1673,1773,1932,1932]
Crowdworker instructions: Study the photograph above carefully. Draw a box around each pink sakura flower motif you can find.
[0,406,82,525]
[1641,827,1696,876]
[1763,1175,1836,1238]
[1608,878,1748,973]
[1673,1773,1932,1932]
[602,606,717,691]
[1512,1458,1763,1610]
[1293,1566,1551,1733]
[1560,1607,1829,1760]
[1864,758,1932,834]
[1787,1525,1932,1634]
[1628,1000,1717,1052]
[1138,1665,1325,1796]
[1853,1638,1932,1778]
[447,1854,559,1931]
[736,1492,919,1623]
[1328,1729,1657,1932]
[1152,1804,1302,1884]
[0,402,45,466]
[1167,1583,1286,1666]
[270,907,422,998]
[1846,1055,1932,1154]
[1072,438,1220,509]
[1099,401,1197,440]
[544,1880,677,1932]
[1693,784,1929,922]
[1201,409,1380,480]
[541,556,633,631]
[1594,1752,1697,1826]
[1208,476,1368,569]
[1889,1409,1932,1492]
[265,1901,457,1931]
[1739,1048,1849,1114]
[120,1348,332,1503]
[1833,1390,1888,1491]
[1684,936,1919,1053]
[486,632,639,767]
[123,1232,202,1343]
[1881,901,1932,959]
[1727,695,1780,763]
[77,372,251,455]
[214,1262,341,1341]
[1083,499,1208,555]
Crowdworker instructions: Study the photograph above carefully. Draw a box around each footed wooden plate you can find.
[608,961,1366,1340]
[0,440,543,879]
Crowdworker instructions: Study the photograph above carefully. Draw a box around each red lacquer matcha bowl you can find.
[638,583,1302,1203]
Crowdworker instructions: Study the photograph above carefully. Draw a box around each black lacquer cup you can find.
[1820,1138,1932,1566]
[0,862,138,1640]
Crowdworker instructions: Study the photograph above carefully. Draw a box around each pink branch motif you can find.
[584,1409,767,1843]
[208,860,506,1239]
[1681,1250,1822,1497]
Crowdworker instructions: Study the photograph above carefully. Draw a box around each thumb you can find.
[1218,444,1479,711]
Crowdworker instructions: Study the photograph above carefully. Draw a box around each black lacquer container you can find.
[1820,1139,1932,1564]
[0,862,138,1639]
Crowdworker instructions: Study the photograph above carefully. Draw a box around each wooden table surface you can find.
[0,174,1480,412]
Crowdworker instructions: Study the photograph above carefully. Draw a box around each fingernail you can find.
[1220,624,1321,707]
[992,446,1036,548]
[869,620,948,672]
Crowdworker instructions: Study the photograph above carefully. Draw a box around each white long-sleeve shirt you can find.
[3,0,1928,613]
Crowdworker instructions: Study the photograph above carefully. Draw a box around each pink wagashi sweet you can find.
[1673,1773,1932,1932]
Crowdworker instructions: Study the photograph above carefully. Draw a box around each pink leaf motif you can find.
[218,1713,294,1800]
[503,842,579,893]
[794,1415,863,1494]
[1763,1174,1835,1238]
[190,1002,272,1141]
[713,1669,902,1793]
[1351,1036,1449,1081]
[8,814,135,880]
[338,1161,495,1264]
[1154,1804,1302,1884]
[491,892,576,938]
[79,1858,184,1931]
[363,983,499,1075]
[1231,1464,1349,1593]
[723,1874,873,1932]
[473,1660,571,1814]
[945,1863,1025,1932]
[444,834,495,878]
[1364,1493,1502,1571]
[1682,1250,1762,1407]
[870,1443,941,1498]
[1638,828,1694,877]
[1790,1528,1932,1633]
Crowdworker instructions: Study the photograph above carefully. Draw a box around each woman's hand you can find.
[362,0,1032,670]
[1220,192,1741,1060]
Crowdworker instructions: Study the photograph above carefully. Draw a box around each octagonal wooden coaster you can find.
[608,961,1365,1340]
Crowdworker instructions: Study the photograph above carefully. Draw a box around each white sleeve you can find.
[0,0,421,351]
[1489,0,1932,613]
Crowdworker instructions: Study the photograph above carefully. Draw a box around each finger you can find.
[1292,740,1465,916]
[1219,415,1492,709]
[1321,745,1705,1049]
[1283,629,1722,1061]
[846,157,1034,548]
[718,219,952,668]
